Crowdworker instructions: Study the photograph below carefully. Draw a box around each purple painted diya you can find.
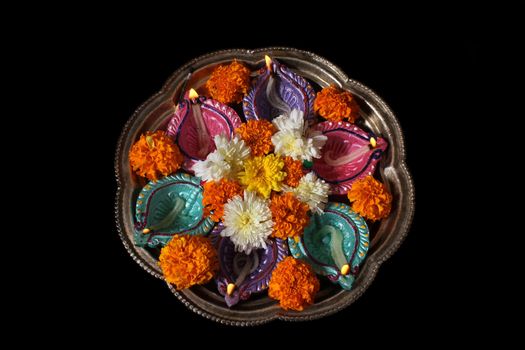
[243,56,315,122]
[312,121,388,195]
[210,224,288,307]
[167,89,242,172]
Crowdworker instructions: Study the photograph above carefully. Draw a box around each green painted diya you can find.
[134,172,214,247]
[289,202,370,290]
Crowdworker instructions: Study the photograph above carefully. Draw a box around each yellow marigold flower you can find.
[282,156,304,187]
[347,176,392,221]
[268,257,320,311]
[159,235,218,290]
[238,154,286,199]
[205,60,251,105]
[202,179,243,222]
[129,130,183,181]
[270,192,310,240]
[236,119,276,156]
[314,85,360,123]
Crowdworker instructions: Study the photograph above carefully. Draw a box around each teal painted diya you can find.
[134,172,214,247]
[289,202,370,290]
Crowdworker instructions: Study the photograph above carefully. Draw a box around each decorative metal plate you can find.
[114,47,415,325]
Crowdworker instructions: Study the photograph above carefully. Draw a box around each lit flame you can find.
[227,283,235,296]
[265,55,272,72]
[188,88,199,100]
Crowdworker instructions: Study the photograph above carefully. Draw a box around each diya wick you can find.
[324,137,377,167]
[227,252,260,295]
[264,55,291,117]
[188,88,211,158]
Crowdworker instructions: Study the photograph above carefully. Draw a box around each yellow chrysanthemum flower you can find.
[238,154,286,198]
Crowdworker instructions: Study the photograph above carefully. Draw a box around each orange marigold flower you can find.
[205,60,251,105]
[236,119,276,156]
[202,179,243,222]
[268,257,320,311]
[282,156,304,187]
[314,85,360,122]
[159,235,219,290]
[270,192,310,240]
[347,176,392,221]
[129,130,183,181]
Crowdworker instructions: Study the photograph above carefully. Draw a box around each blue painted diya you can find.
[210,224,288,307]
[289,202,370,290]
[134,172,214,247]
[243,56,315,122]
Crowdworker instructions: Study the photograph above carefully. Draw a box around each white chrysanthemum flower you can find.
[272,108,305,131]
[192,134,250,181]
[222,191,273,254]
[215,134,251,175]
[192,151,230,182]
[271,129,305,160]
[283,172,330,213]
[271,109,327,161]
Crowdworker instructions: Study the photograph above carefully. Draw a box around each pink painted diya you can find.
[312,121,388,195]
[167,89,242,172]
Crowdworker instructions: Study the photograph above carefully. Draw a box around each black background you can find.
[51,21,484,341]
